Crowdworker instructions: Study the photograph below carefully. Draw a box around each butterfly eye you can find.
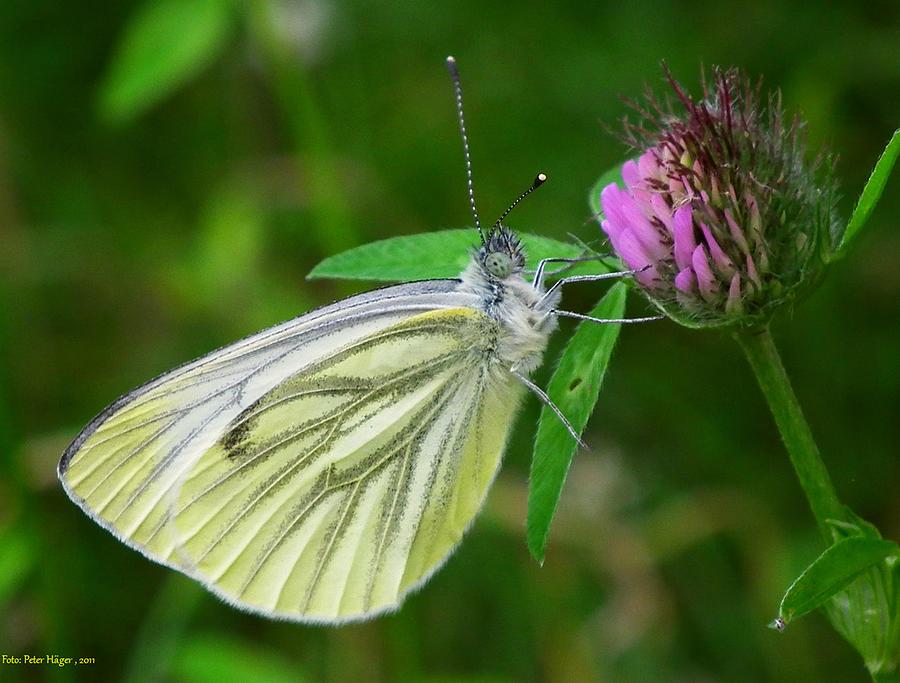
[485,252,513,278]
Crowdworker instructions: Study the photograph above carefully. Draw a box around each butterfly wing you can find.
[60,281,524,622]
[173,307,523,622]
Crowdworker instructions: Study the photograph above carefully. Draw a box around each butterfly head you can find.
[479,225,526,279]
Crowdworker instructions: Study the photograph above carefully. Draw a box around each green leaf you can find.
[588,163,627,218]
[774,536,899,628]
[98,0,235,123]
[825,560,900,675]
[307,229,608,282]
[172,633,307,683]
[821,508,900,675]
[834,129,900,259]
[526,282,627,563]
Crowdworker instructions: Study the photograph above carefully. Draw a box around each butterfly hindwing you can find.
[59,283,525,622]
[173,307,524,622]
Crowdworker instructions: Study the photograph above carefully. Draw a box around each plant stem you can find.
[873,669,900,683]
[244,0,358,254]
[735,326,845,541]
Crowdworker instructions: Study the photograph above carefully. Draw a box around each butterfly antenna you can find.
[446,55,484,243]
[493,172,548,229]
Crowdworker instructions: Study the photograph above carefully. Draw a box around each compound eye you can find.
[485,252,513,278]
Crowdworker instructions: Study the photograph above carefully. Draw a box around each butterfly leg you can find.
[509,368,587,448]
[549,309,664,325]
[531,254,613,288]
[537,266,651,305]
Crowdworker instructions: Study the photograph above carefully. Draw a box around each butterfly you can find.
[58,56,649,623]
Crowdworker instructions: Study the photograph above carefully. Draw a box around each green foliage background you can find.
[1,1,898,681]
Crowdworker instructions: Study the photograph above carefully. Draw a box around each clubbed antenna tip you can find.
[493,172,550,229]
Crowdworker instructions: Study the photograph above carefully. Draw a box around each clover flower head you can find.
[600,66,842,327]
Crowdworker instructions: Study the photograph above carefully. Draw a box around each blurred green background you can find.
[1,0,898,681]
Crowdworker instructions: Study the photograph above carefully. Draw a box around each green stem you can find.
[873,669,900,683]
[735,326,845,541]
[244,0,358,254]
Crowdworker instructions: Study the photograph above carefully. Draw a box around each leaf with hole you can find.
[526,282,627,563]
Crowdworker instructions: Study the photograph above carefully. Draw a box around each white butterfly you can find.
[58,56,650,623]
